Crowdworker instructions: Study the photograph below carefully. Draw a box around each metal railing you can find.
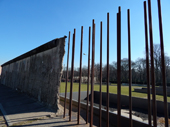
[62,0,169,127]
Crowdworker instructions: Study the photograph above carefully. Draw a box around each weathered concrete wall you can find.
[1,36,66,108]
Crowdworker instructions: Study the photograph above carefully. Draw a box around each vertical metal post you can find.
[64,31,70,118]
[86,26,91,124]
[144,2,151,126]
[69,29,76,122]
[117,6,121,127]
[78,26,83,125]
[127,9,132,127]
[147,0,157,126]
[157,0,169,126]
[107,12,110,127]
[90,20,95,127]
[69,33,74,117]
[99,21,102,127]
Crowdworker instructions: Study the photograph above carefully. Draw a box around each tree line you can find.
[63,44,170,85]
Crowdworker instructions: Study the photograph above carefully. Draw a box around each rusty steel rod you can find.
[157,0,169,126]
[64,31,70,118]
[69,29,76,122]
[117,6,121,127]
[127,9,132,127]
[107,12,110,127]
[69,33,74,117]
[90,20,95,127]
[144,2,152,126]
[147,0,157,126]
[78,26,83,125]
[86,26,91,124]
[99,22,102,127]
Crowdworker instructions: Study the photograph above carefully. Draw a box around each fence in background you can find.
[63,0,169,127]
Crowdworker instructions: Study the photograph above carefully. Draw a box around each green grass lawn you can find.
[60,82,170,102]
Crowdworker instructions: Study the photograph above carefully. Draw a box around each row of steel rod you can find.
[144,0,168,126]
[63,0,168,126]
[157,0,169,126]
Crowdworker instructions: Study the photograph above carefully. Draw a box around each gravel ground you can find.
[0,110,7,127]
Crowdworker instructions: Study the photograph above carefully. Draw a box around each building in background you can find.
[73,76,97,83]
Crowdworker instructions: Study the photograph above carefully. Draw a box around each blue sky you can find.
[0,0,170,69]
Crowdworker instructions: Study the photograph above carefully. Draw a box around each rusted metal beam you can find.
[99,21,102,127]
[147,0,157,126]
[86,26,91,124]
[127,9,132,127]
[69,29,76,122]
[90,20,95,127]
[64,31,70,118]
[107,12,110,127]
[144,2,151,126]
[117,6,121,127]
[78,26,83,125]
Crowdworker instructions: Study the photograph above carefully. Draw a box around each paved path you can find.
[0,84,90,127]
[60,91,90,101]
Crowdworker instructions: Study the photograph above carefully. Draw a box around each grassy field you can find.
[60,82,170,102]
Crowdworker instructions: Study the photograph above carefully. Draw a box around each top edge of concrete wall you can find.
[1,36,67,67]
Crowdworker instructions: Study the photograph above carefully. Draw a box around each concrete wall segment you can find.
[1,36,66,109]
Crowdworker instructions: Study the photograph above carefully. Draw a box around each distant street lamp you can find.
[83,53,91,60]
[83,53,93,82]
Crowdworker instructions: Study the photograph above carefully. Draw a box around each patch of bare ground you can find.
[0,110,7,127]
